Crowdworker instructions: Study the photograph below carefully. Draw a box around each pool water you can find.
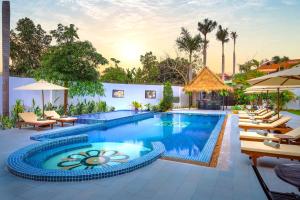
[76,110,148,121]
[42,142,151,170]
[86,113,221,157]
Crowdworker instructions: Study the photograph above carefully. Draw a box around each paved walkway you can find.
[0,111,299,200]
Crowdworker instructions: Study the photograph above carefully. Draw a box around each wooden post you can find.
[42,90,45,118]
[2,1,10,116]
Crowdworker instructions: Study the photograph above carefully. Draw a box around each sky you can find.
[1,0,300,74]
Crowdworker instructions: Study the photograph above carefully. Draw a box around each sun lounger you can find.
[239,114,282,123]
[18,112,56,130]
[239,108,266,115]
[44,110,77,127]
[240,127,300,143]
[239,116,292,133]
[239,110,275,120]
[241,140,300,166]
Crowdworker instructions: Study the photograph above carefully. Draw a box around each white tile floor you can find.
[0,110,299,200]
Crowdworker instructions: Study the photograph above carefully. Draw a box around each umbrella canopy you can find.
[245,86,291,94]
[248,65,300,88]
[184,67,233,92]
[15,80,68,118]
[15,80,68,91]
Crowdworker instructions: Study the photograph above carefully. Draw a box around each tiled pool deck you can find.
[0,110,299,200]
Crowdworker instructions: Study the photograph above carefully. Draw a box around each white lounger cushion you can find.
[240,127,300,141]
[239,114,282,123]
[241,141,300,157]
[239,131,280,141]
[238,110,272,119]
[239,116,291,129]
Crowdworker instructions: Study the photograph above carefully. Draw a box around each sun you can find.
[119,41,142,62]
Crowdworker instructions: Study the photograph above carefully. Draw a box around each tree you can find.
[50,24,78,44]
[216,25,230,80]
[100,66,129,83]
[198,18,217,67]
[158,57,189,84]
[160,82,173,111]
[176,27,202,82]
[36,25,108,113]
[140,52,159,83]
[238,59,260,73]
[2,1,10,116]
[231,31,238,75]
[10,17,52,77]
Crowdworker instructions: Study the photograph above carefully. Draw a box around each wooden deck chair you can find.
[44,110,77,127]
[241,140,300,166]
[239,116,292,133]
[240,127,300,142]
[18,112,56,130]
[239,114,282,123]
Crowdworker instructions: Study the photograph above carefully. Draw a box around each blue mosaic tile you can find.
[7,135,165,182]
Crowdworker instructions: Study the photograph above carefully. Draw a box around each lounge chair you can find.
[241,140,300,166]
[239,116,292,133]
[239,108,266,115]
[240,127,300,142]
[239,114,282,123]
[239,110,275,120]
[44,110,77,127]
[18,112,56,130]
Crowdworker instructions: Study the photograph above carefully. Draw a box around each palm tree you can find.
[231,31,238,76]
[176,27,202,82]
[2,1,10,117]
[198,18,217,67]
[216,25,230,80]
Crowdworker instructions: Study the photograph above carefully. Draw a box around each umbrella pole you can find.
[277,88,279,118]
[266,90,269,110]
[42,90,45,119]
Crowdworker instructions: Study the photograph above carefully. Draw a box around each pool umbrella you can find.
[245,87,292,110]
[15,80,68,118]
[248,65,300,88]
[248,66,300,117]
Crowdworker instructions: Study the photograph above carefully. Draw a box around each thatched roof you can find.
[184,67,233,92]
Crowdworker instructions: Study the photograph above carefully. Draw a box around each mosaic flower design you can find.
[155,121,190,128]
[57,149,130,170]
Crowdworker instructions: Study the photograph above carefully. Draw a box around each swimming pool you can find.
[34,113,225,163]
[7,112,225,181]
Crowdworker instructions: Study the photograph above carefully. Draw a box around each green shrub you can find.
[109,106,115,111]
[144,103,151,111]
[96,101,108,112]
[159,82,173,111]
[132,101,142,110]
[11,99,25,124]
[0,116,14,130]
[231,105,242,110]
[151,105,161,112]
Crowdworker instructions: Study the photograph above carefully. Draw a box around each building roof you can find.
[184,67,233,92]
[257,59,300,73]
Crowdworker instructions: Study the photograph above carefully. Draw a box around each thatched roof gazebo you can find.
[184,67,232,92]
[184,67,232,109]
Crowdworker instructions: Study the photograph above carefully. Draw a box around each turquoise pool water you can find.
[42,142,151,170]
[33,113,224,166]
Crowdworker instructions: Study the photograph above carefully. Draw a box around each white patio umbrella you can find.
[15,80,68,118]
[248,65,300,87]
[245,87,292,110]
[248,66,300,117]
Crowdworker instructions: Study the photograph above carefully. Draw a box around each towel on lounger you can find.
[256,130,268,136]
[263,139,280,148]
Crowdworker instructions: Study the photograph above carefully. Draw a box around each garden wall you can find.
[0,76,189,114]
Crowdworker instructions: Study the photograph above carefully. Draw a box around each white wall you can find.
[0,76,189,114]
[0,76,52,113]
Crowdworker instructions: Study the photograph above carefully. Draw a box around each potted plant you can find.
[231,105,241,114]
[132,101,142,112]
